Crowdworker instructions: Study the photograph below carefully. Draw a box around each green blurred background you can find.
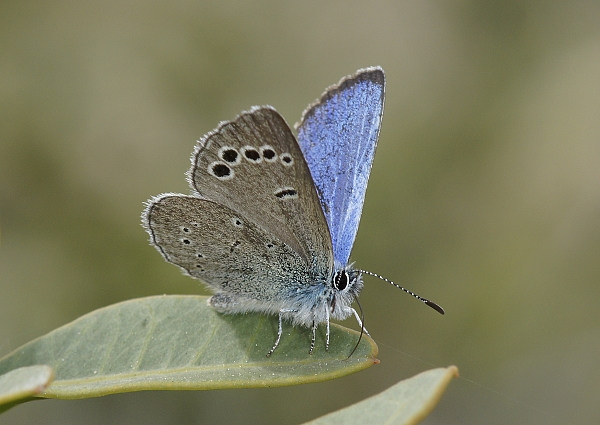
[1,1,599,424]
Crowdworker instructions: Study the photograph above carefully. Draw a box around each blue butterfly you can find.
[143,67,443,356]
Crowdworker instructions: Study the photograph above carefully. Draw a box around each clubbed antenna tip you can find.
[359,269,445,315]
[424,299,445,315]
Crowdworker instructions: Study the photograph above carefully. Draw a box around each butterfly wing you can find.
[186,106,333,276]
[186,106,333,278]
[295,68,385,267]
[144,194,315,315]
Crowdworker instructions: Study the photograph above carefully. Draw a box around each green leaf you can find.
[0,365,54,413]
[0,295,377,401]
[301,366,458,425]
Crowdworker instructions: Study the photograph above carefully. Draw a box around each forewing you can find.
[188,106,333,277]
[295,67,385,267]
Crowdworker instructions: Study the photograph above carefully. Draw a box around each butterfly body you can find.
[143,68,386,353]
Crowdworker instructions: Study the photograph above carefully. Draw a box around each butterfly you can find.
[142,67,443,356]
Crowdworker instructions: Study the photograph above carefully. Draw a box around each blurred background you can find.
[1,1,599,424]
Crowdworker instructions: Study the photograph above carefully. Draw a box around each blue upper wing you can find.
[295,67,385,267]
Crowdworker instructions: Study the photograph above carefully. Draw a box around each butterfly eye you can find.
[333,270,349,291]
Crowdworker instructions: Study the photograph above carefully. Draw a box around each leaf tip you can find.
[448,364,459,377]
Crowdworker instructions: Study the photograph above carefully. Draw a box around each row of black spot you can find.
[208,145,295,180]
[218,145,294,167]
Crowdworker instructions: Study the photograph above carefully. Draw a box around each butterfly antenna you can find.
[359,270,445,315]
[347,297,365,359]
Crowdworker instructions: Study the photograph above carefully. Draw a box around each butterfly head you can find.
[329,266,363,319]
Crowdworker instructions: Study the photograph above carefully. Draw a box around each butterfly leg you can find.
[346,307,370,336]
[267,309,297,357]
[266,312,284,357]
[310,305,331,354]
[325,307,330,352]
[325,318,330,352]
[309,321,317,354]
[309,315,330,354]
